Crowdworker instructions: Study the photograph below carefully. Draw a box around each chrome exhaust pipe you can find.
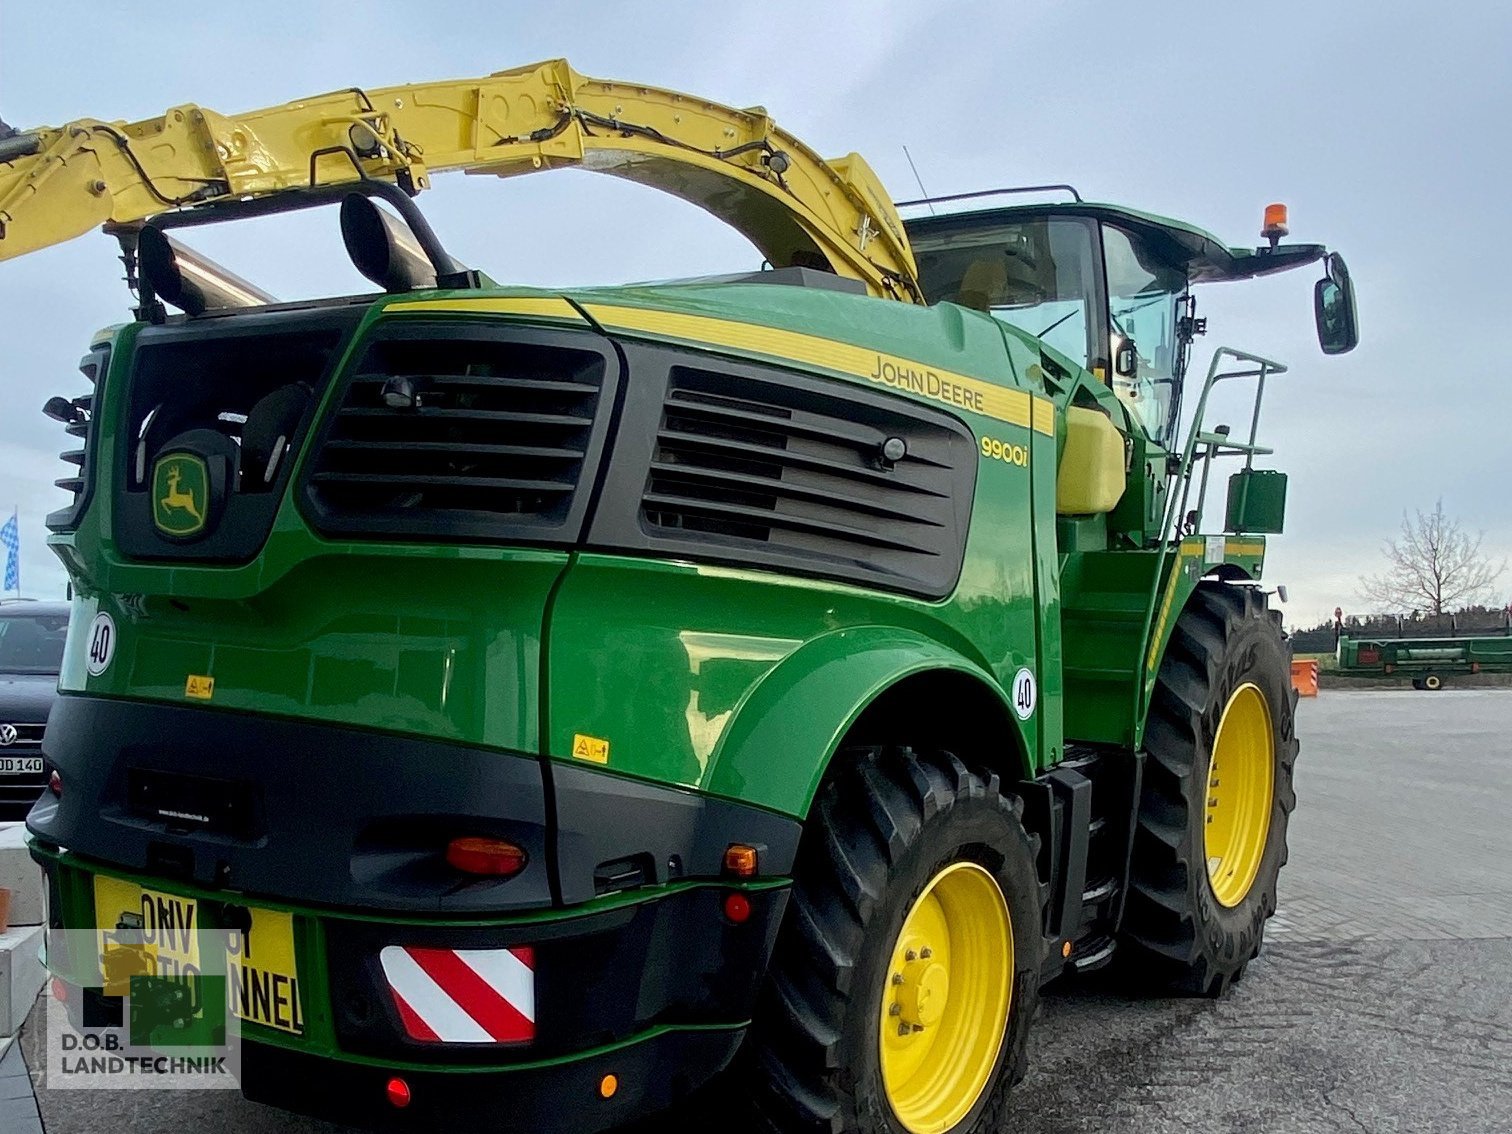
[340,194,439,292]
[137,226,278,315]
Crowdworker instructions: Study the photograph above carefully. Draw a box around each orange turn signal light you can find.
[723,844,759,878]
[445,836,528,877]
[599,1073,619,1099]
[1262,202,1289,239]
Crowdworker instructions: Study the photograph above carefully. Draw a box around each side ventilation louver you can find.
[45,344,107,533]
[629,362,977,598]
[303,325,615,544]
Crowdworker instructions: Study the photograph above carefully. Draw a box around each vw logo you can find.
[0,724,16,747]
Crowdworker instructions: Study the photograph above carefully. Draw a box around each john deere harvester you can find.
[3,59,1357,1134]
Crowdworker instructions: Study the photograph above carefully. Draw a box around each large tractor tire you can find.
[749,747,1043,1134]
[1119,582,1298,996]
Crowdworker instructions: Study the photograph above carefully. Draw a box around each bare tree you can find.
[1359,500,1506,615]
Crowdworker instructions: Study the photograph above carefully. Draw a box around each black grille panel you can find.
[45,345,106,533]
[592,351,977,598]
[303,324,615,543]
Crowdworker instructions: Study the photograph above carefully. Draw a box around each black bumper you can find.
[240,1026,744,1134]
[28,693,801,1126]
[28,694,800,911]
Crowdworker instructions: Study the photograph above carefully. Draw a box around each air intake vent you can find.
[599,356,976,598]
[45,344,107,533]
[303,324,616,544]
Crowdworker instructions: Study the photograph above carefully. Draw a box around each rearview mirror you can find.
[1114,339,1138,377]
[1314,252,1358,355]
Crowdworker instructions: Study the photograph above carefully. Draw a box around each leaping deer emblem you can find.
[160,466,203,523]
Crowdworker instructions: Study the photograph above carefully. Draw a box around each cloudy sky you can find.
[1,0,1508,626]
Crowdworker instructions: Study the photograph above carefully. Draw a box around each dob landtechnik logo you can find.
[43,918,245,1091]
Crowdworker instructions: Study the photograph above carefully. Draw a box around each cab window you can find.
[913,217,1100,374]
[1102,225,1187,445]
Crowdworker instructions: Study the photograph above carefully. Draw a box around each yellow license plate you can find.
[93,876,305,1035]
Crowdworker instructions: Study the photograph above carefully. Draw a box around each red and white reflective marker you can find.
[379,945,535,1044]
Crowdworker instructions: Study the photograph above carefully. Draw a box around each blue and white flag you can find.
[0,511,18,594]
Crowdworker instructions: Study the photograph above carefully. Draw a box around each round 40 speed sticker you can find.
[85,612,116,677]
[1011,666,1037,720]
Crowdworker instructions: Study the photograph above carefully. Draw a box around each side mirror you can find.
[1114,338,1138,378]
[1314,252,1359,355]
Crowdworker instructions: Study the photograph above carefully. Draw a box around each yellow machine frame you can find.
[0,58,919,300]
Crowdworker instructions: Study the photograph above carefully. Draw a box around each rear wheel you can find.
[1119,583,1297,995]
[750,747,1042,1134]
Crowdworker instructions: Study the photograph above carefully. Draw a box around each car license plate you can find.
[93,876,304,1035]
[0,756,43,775]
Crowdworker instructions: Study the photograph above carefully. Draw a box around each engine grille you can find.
[605,357,976,598]
[45,344,106,533]
[303,325,616,544]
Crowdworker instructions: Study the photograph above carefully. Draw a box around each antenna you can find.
[902,147,935,216]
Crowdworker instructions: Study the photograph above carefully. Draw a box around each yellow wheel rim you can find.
[1204,682,1275,907]
[878,861,1013,1134]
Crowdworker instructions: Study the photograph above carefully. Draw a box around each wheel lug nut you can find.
[919,948,932,959]
[905,949,917,961]
[912,1024,924,1033]
[898,1023,911,1036]
[889,1002,901,1016]
[891,973,904,985]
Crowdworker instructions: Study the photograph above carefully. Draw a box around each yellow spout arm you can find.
[0,59,919,300]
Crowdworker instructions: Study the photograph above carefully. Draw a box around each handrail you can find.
[1134,346,1289,729]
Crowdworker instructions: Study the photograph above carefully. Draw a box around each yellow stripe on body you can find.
[1225,540,1267,557]
[1147,539,1203,673]
[584,304,1056,436]
[1033,399,1056,437]
[390,296,587,322]
[1146,539,1267,673]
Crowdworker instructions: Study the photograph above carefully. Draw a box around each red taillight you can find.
[385,1076,412,1108]
[723,892,751,924]
[48,770,62,796]
[445,837,528,877]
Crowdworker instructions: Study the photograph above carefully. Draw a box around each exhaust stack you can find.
[137,226,279,315]
[340,194,439,292]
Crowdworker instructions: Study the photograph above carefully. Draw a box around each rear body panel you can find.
[49,283,1056,804]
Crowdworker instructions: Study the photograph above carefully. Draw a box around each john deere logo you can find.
[153,453,209,538]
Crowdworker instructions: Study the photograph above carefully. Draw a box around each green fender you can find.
[703,625,1030,819]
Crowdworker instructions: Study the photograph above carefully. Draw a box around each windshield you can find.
[0,612,68,674]
[1103,225,1187,446]
[912,217,1100,372]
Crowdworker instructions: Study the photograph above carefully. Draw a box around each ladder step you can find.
[1068,934,1117,973]
[1082,877,1118,904]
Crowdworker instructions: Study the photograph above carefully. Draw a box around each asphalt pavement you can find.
[17,689,1512,1133]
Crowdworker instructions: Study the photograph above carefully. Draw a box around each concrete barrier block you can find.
[0,826,43,928]
[0,925,44,1037]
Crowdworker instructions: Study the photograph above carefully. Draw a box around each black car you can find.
[0,600,68,820]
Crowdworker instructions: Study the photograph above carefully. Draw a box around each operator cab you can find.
[904,197,1358,450]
